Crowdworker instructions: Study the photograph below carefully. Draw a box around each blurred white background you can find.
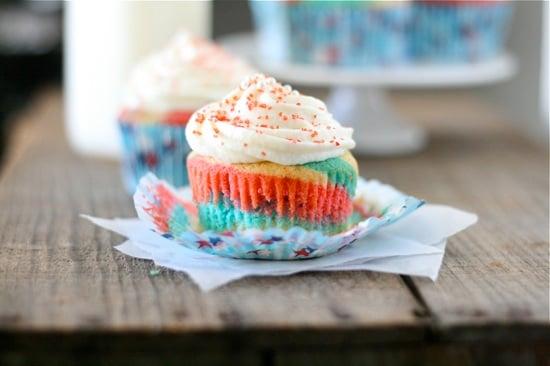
[61,1,548,158]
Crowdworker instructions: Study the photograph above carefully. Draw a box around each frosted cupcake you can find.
[118,32,254,193]
[185,74,358,234]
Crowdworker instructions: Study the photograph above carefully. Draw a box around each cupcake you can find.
[250,0,412,67]
[185,74,358,234]
[118,32,254,193]
[411,0,513,62]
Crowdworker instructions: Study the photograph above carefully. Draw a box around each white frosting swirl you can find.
[186,74,355,165]
[122,31,254,115]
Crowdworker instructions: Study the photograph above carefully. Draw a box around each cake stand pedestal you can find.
[221,33,517,156]
[326,86,426,155]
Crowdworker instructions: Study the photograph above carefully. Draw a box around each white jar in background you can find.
[64,1,212,158]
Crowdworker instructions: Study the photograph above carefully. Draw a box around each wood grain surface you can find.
[0,91,424,333]
[0,90,548,365]
[388,93,549,333]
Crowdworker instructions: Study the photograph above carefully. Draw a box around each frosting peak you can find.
[122,31,254,116]
[185,74,355,165]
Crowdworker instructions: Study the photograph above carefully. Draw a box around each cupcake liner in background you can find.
[288,2,412,67]
[119,121,190,194]
[117,32,255,194]
[250,1,412,67]
[411,1,513,63]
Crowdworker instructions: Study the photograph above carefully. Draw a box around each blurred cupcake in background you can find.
[119,31,254,193]
[411,0,513,63]
[250,0,412,67]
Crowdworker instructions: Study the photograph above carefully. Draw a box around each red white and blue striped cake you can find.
[185,74,358,234]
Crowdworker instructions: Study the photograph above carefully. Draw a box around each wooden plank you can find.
[409,130,548,334]
[365,93,550,338]
[0,90,425,341]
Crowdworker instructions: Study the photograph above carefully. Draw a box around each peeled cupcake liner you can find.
[134,173,425,260]
[410,2,513,62]
[250,1,413,67]
[119,121,191,194]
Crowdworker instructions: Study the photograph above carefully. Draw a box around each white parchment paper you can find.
[84,204,477,291]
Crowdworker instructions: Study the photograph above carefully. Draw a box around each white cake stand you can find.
[221,33,517,155]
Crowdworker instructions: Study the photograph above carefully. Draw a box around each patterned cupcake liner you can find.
[119,121,191,194]
[411,2,513,62]
[134,173,425,260]
[250,1,412,67]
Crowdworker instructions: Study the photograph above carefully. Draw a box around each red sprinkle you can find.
[216,111,228,121]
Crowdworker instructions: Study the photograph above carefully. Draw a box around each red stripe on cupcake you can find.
[188,156,353,224]
[163,110,194,126]
[144,182,197,232]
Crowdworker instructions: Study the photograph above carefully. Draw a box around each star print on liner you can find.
[132,173,425,260]
[83,202,477,291]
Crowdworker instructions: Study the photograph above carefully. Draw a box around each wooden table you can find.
[0,90,548,365]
